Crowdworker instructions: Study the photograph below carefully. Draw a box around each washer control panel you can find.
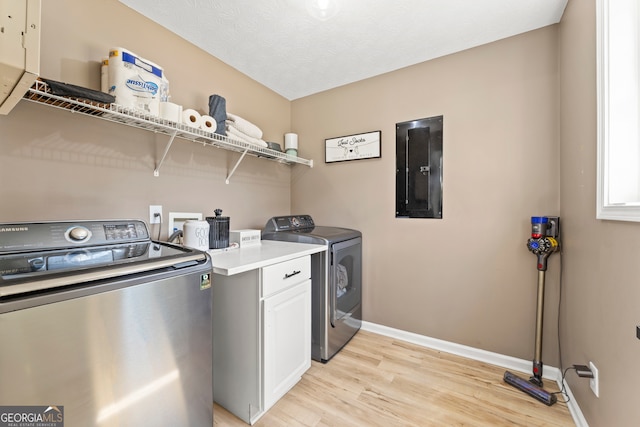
[0,220,149,253]
[263,215,315,232]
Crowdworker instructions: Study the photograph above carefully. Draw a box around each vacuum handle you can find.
[530,216,549,238]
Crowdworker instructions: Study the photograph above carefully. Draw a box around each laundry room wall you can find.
[0,0,295,232]
[291,26,561,365]
[559,0,640,425]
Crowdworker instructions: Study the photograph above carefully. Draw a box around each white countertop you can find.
[207,240,326,276]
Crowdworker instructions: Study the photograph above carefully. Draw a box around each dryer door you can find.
[330,237,362,324]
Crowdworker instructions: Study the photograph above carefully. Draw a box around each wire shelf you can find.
[22,80,313,171]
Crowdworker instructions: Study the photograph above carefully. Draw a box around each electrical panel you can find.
[395,115,443,218]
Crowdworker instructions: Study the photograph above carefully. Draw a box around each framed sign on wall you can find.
[325,130,381,163]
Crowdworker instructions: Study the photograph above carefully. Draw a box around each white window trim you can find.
[596,0,640,221]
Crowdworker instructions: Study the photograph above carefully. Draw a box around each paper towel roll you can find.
[159,102,183,122]
[201,115,216,132]
[284,133,298,149]
[182,109,202,128]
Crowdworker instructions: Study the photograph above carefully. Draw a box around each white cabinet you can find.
[212,255,311,425]
[263,277,311,409]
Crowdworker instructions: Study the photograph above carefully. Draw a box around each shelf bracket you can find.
[154,130,178,177]
[225,148,249,184]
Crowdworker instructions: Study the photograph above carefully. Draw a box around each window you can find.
[597,0,640,221]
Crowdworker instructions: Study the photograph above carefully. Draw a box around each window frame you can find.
[596,0,640,221]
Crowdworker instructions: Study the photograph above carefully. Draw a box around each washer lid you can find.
[0,220,208,299]
[0,241,207,298]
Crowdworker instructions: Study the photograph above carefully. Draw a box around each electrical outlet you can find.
[589,361,599,397]
[149,205,162,224]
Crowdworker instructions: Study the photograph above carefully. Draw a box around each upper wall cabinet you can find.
[0,0,41,115]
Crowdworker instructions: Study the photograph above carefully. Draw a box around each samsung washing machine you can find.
[262,215,362,363]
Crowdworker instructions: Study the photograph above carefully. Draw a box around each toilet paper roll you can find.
[200,115,216,132]
[100,58,109,94]
[159,102,183,122]
[182,109,202,128]
[284,133,298,149]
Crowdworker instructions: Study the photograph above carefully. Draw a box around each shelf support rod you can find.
[154,130,178,177]
[226,148,249,184]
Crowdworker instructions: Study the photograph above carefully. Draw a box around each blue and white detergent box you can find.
[108,47,165,116]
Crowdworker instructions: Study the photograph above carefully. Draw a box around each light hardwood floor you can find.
[213,330,575,426]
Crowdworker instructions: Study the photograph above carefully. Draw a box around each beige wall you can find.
[560,1,640,425]
[292,27,562,364]
[3,1,635,424]
[0,0,295,232]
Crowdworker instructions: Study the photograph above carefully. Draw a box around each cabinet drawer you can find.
[262,256,310,297]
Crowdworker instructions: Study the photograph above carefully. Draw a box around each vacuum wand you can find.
[504,216,559,406]
[532,270,547,385]
[526,216,559,385]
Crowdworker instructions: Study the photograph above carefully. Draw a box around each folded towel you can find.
[208,94,227,135]
[226,123,268,148]
[226,112,263,139]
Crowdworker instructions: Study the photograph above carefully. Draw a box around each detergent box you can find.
[229,230,261,247]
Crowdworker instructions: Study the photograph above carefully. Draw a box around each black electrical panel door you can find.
[396,116,443,218]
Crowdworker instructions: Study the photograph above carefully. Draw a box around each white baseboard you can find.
[360,321,588,427]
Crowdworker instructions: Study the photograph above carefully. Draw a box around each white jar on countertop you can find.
[183,220,210,251]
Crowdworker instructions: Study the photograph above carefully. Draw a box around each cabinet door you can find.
[263,279,311,410]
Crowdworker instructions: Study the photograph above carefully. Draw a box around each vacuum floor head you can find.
[504,371,557,406]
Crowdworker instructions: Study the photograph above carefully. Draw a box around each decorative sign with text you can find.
[325,131,381,163]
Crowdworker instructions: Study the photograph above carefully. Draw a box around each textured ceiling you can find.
[118,0,568,100]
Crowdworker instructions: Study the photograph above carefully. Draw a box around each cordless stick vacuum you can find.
[504,216,560,406]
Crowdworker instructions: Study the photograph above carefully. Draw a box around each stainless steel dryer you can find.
[262,215,362,363]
